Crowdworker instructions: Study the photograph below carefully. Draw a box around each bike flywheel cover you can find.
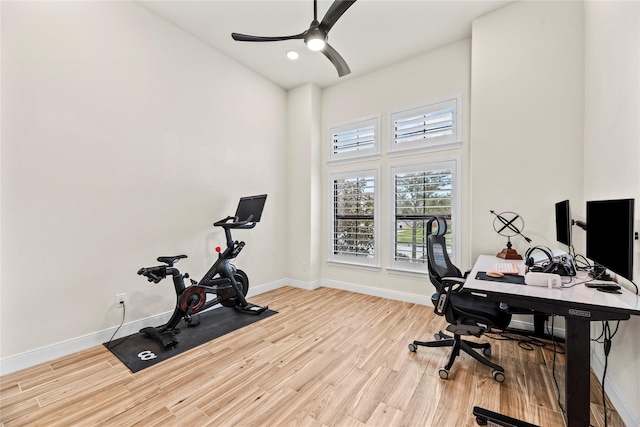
[179,286,206,313]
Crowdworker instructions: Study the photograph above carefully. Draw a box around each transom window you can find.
[389,97,460,155]
[329,116,380,163]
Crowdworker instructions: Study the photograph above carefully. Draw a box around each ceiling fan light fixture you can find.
[306,38,325,51]
[231,0,356,77]
[304,26,326,51]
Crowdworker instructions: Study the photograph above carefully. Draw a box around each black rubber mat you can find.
[104,307,277,372]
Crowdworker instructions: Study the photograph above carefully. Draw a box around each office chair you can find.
[408,216,511,382]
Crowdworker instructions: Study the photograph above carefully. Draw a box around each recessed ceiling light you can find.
[286,50,299,60]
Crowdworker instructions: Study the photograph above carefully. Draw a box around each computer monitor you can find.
[234,194,267,223]
[586,198,634,281]
[555,200,571,247]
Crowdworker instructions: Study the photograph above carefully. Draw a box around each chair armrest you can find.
[434,277,466,316]
[441,277,466,292]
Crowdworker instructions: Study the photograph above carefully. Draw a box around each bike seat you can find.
[157,255,187,266]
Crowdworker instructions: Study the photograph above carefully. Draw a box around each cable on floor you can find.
[105,301,128,349]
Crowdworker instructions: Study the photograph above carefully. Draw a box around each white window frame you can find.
[328,116,381,164]
[388,96,461,156]
[388,158,460,274]
[328,166,381,268]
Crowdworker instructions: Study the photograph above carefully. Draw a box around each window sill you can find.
[387,140,462,158]
[327,153,382,166]
[386,267,429,278]
[327,260,381,272]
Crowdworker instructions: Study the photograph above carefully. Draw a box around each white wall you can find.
[584,0,640,423]
[320,39,472,298]
[287,83,323,285]
[470,0,585,260]
[0,1,288,359]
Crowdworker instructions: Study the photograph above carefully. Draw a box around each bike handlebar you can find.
[137,266,166,283]
[137,265,181,283]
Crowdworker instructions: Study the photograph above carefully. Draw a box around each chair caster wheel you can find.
[434,333,442,341]
[439,368,450,380]
[408,343,417,352]
[492,370,505,383]
[476,417,488,426]
[482,347,491,356]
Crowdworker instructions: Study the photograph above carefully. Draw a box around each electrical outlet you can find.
[115,293,126,307]
[302,262,308,271]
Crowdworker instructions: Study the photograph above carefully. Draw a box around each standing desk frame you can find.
[465,255,640,427]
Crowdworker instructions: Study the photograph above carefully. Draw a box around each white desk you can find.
[465,255,640,427]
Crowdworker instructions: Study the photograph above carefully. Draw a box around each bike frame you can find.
[137,196,268,349]
[156,218,253,333]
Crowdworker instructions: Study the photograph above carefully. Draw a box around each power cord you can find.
[486,330,556,352]
[105,300,127,349]
[591,320,620,427]
[626,278,638,295]
[548,315,569,425]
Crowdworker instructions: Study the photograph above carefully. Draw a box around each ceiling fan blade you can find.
[322,43,351,77]
[231,32,305,42]
[319,0,357,33]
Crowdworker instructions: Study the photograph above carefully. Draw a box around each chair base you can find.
[473,406,539,427]
[409,331,505,382]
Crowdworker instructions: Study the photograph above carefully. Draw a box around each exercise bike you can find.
[137,194,269,349]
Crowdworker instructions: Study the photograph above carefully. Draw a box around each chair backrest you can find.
[425,216,512,330]
[426,217,462,291]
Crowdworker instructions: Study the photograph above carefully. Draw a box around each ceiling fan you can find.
[231,0,357,77]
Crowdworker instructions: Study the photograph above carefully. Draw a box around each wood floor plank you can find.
[260,378,333,425]
[366,402,404,426]
[0,286,626,426]
[398,368,441,427]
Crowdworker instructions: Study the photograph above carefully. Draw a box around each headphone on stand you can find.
[524,246,555,273]
[524,246,577,276]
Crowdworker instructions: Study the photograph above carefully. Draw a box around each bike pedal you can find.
[161,334,179,349]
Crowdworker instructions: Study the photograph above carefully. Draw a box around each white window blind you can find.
[390,161,457,272]
[389,97,460,154]
[329,117,379,162]
[329,168,379,266]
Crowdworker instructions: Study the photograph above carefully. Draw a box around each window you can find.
[329,168,380,267]
[389,96,461,155]
[329,116,380,163]
[389,160,458,273]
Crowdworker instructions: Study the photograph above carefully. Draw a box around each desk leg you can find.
[564,318,591,427]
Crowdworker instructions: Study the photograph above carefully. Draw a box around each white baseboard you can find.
[590,347,640,427]
[506,317,566,339]
[0,310,173,376]
[318,278,434,305]
[286,278,322,291]
[0,279,287,376]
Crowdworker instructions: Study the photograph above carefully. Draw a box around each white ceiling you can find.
[137,0,514,90]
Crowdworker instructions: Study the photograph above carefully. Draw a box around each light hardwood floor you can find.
[0,286,625,426]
